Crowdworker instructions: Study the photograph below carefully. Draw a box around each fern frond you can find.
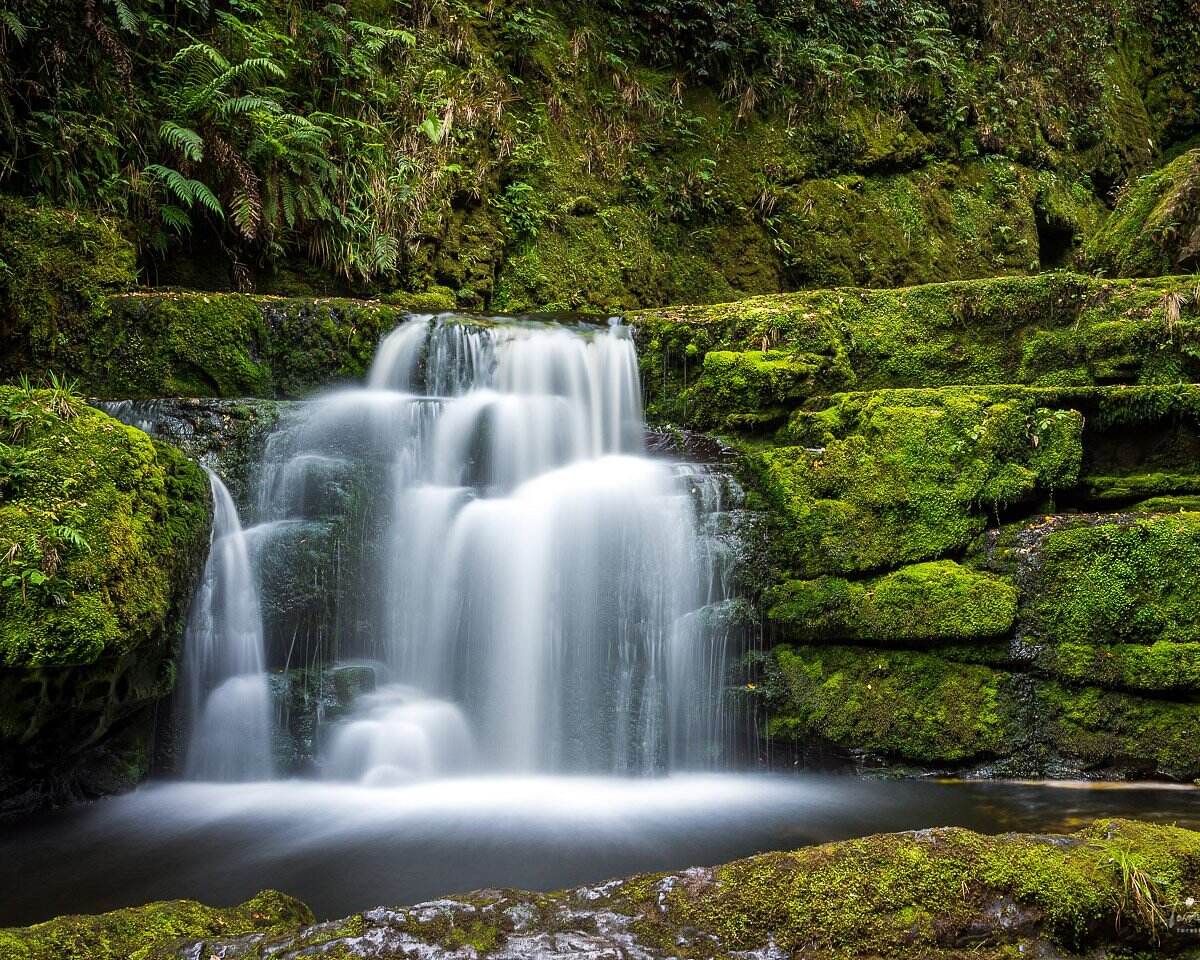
[109,0,140,34]
[159,121,204,162]
[158,204,193,234]
[217,95,282,118]
[0,10,28,43]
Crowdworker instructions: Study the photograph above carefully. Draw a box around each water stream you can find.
[181,470,273,781]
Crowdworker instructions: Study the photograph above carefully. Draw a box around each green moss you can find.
[767,644,1200,776]
[1085,148,1200,276]
[2,291,413,400]
[0,889,312,960]
[615,817,1200,955]
[750,390,1081,576]
[687,349,821,431]
[1025,512,1200,647]
[768,561,1017,645]
[766,645,1019,764]
[0,197,137,381]
[1035,680,1200,779]
[633,273,1200,426]
[1038,641,1200,693]
[0,388,209,666]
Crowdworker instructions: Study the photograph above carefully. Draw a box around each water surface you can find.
[2,773,1196,927]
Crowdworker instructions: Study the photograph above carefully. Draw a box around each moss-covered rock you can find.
[634,273,1200,426]
[768,561,1018,645]
[0,386,209,815]
[1085,148,1200,277]
[139,820,1200,959]
[765,641,1200,777]
[1023,512,1200,648]
[749,390,1081,576]
[0,890,312,960]
[765,645,1022,765]
[4,291,415,400]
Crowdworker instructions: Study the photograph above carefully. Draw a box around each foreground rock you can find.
[0,890,311,960]
[6,819,1200,959]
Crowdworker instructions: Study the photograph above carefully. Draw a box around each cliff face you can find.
[633,274,1200,778]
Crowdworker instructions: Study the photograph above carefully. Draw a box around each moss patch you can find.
[1085,148,1200,277]
[765,645,1021,764]
[768,561,1018,645]
[750,390,1081,576]
[0,387,209,814]
[0,890,312,960]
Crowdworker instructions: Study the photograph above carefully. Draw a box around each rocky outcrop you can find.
[0,388,210,817]
[1085,148,1200,277]
[5,819,1199,959]
[633,276,1200,779]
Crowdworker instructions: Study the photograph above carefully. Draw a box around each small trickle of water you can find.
[181,471,273,781]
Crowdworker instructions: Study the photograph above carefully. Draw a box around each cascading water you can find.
[192,315,744,782]
[181,470,274,781]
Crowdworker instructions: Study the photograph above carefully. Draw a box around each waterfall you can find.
[188,315,742,783]
[181,470,274,781]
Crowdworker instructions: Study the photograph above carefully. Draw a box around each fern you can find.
[145,164,225,218]
[0,10,27,43]
[109,0,141,34]
[159,122,205,162]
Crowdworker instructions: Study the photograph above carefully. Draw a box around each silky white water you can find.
[185,316,743,782]
[181,471,273,780]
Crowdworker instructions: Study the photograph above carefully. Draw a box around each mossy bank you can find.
[0,387,210,817]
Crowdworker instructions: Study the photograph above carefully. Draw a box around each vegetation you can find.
[0,384,209,815]
[0,1,1197,304]
[1085,148,1200,277]
[0,384,208,665]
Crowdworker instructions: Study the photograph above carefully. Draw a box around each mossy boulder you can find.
[0,890,312,960]
[1023,512,1200,648]
[765,642,1200,777]
[1085,148,1200,277]
[765,645,1023,765]
[135,820,1200,959]
[768,561,1018,645]
[0,387,209,815]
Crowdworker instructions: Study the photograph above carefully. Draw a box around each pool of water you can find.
[2,773,1197,927]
